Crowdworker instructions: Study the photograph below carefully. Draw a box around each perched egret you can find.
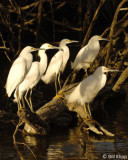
[42,39,78,93]
[5,46,41,98]
[66,66,118,118]
[71,35,109,72]
[59,39,78,73]
[41,49,63,93]
[13,43,59,111]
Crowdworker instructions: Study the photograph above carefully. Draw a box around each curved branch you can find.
[104,0,128,66]
[82,0,106,47]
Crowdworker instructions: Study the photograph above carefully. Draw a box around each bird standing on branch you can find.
[42,39,78,93]
[66,66,119,119]
[71,35,109,73]
[5,46,43,109]
[13,43,59,111]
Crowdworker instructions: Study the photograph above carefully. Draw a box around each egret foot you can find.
[54,91,65,99]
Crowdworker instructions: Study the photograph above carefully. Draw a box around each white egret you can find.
[41,49,63,93]
[13,43,59,111]
[5,46,41,98]
[59,39,78,73]
[71,35,109,73]
[42,39,78,93]
[66,66,118,118]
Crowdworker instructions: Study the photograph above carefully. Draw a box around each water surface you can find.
[0,100,128,160]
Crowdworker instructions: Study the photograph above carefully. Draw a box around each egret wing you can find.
[67,75,98,104]
[80,75,98,96]
[6,57,27,97]
[73,45,89,69]
[42,51,63,83]
[19,62,40,92]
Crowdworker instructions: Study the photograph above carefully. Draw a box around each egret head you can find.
[102,66,119,73]
[38,43,60,57]
[20,46,40,56]
[89,35,109,43]
[40,43,60,50]
[94,66,119,76]
[60,39,78,47]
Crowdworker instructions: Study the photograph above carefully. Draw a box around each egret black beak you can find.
[98,37,110,41]
[31,47,45,52]
[51,46,60,50]
[107,68,119,72]
[70,40,79,43]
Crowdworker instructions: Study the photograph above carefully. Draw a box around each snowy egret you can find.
[41,49,63,93]
[5,46,42,98]
[42,39,78,93]
[66,66,118,118]
[59,39,78,73]
[13,43,59,111]
[71,35,109,73]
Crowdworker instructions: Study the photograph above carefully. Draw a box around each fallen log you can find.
[21,83,125,137]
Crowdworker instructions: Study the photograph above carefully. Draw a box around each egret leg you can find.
[16,87,22,110]
[55,77,58,94]
[85,69,88,76]
[24,90,30,107]
[21,96,25,109]
[87,103,92,118]
[29,89,34,112]
[58,73,61,90]
[84,104,88,118]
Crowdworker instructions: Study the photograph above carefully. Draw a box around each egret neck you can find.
[20,50,33,73]
[93,68,107,91]
[88,39,100,61]
[38,50,48,76]
[60,43,70,72]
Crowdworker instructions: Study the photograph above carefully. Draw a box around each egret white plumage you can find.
[5,46,41,98]
[41,49,63,93]
[66,66,118,118]
[59,39,78,73]
[42,39,78,93]
[13,43,59,111]
[71,35,109,73]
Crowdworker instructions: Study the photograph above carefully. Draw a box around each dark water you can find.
[0,98,128,160]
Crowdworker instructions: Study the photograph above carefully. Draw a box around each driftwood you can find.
[19,83,125,137]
